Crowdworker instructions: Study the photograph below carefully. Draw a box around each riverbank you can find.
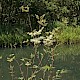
[54,26,80,44]
[0,26,80,48]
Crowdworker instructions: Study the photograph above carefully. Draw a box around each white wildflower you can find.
[38,36,45,40]
[30,38,41,44]
[27,27,44,37]
[43,39,53,46]
[23,39,29,43]
[43,34,53,46]
[46,35,53,39]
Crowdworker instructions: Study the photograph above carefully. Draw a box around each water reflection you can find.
[0,45,80,80]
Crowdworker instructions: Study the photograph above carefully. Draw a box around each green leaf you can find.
[20,5,29,12]
[37,21,42,25]
[60,69,69,74]
[18,77,24,80]
[41,65,52,71]
[43,23,48,26]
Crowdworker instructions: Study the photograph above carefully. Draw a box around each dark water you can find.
[54,44,80,80]
[0,45,80,80]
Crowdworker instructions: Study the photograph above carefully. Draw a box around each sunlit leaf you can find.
[43,23,48,26]
[30,38,41,44]
[23,39,29,43]
[9,54,15,57]
[41,65,52,71]
[25,62,31,66]
[32,65,38,68]
[40,14,45,20]
[35,14,39,20]
[7,54,15,63]
[37,21,42,25]
[20,58,25,62]
[24,6,29,12]
[18,77,24,80]
[20,5,29,12]
[0,56,2,59]
[27,27,44,37]
[60,69,69,74]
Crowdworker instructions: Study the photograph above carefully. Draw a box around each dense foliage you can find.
[0,0,80,47]
[0,1,80,79]
[0,0,80,32]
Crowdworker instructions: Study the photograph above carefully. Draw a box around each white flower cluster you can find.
[27,27,45,45]
[27,16,60,46]
[35,14,48,26]
[28,26,55,46]
[27,27,44,37]
[43,34,53,46]
[30,36,45,45]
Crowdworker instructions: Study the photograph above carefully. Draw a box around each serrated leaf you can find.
[7,56,15,63]
[20,5,29,12]
[37,21,42,25]
[60,69,69,74]
[24,6,29,12]
[42,19,46,23]
[25,62,31,66]
[35,14,39,19]
[41,65,52,71]
[40,14,45,20]
[20,58,25,62]
[18,77,24,80]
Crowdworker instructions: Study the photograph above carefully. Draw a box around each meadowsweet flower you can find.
[30,38,41,44]
[38,36,45,40]
[27,27,44,37]
[36,14,48,26]
[43,34,53,46]
[20,5,29,12]
[30,36,45,45]
[43,39,53,46]
[23,39,29,43]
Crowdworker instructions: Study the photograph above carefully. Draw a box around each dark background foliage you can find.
[0,0,80,34]
[0,0,80,47]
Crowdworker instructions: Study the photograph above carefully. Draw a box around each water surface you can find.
[0,45,80,80]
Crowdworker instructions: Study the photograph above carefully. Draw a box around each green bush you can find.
[54,26,80,44]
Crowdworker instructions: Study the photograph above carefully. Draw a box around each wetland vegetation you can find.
[0,0,80,80]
